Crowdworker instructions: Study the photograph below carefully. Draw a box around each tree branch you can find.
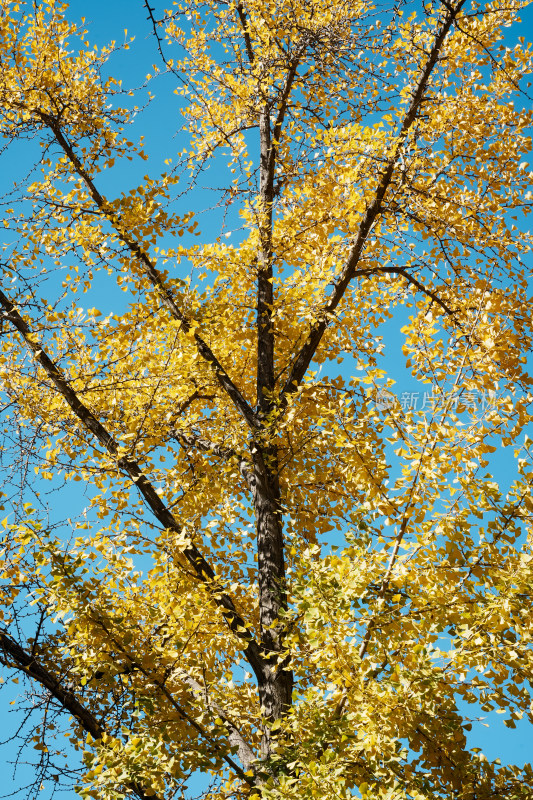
[0,288,267,686]
[175,668,258,773]
[235,1,255,64]
[281,0,467,403]
[177,432,256,495]
[85,615,257,785]
[356,265,456,317]
[0,628,161,800]
[35,111,260,434]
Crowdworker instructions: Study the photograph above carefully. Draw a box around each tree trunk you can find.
[255,103,293,759]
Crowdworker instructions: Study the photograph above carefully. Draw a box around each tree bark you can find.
[255,102,293,758]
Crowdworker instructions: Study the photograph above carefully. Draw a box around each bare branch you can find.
[0,628,161,800]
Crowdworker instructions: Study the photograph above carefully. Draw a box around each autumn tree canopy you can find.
[1,0,533,798]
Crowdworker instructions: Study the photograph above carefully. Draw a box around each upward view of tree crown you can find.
[0,0,532,798]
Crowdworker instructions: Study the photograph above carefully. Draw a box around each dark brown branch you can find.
[0,629,161,800]
[272,55,301,155]
[143,2,179,78]
[35,111,260,434]
[454,16,530,99]
[256,54,301,413]
[235,1,255,64]
[281,0,467,402]
[357,264,495,357]
[0,288,266,686]
[355,265,456,317]
[253,50,301,747]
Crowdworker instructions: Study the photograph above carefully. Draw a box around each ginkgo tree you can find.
[1,0,533,798]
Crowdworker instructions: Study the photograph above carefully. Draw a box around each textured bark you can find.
[255,101,293,758]
[254,453,293,758]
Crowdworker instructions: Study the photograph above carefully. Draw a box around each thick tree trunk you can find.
[255,103,293,758]
[255,451,293,758]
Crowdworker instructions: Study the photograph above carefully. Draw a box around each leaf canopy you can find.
[0,1,533,799]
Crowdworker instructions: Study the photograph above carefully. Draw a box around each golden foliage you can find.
[0,0,533,798]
